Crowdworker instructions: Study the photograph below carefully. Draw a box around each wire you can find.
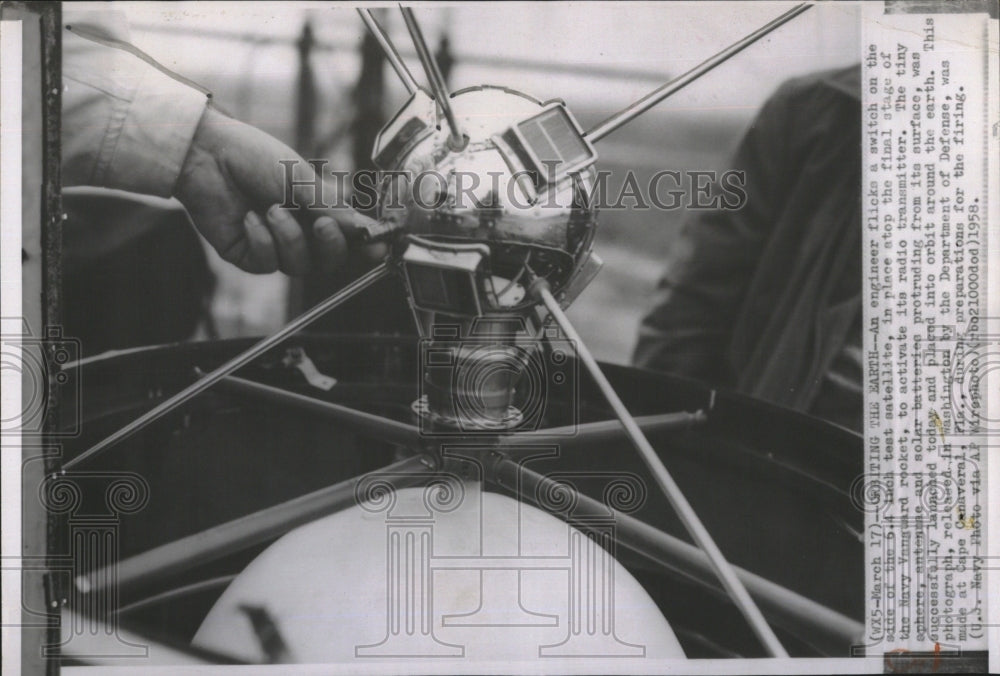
[127,22,677,84]
[115,575,236,616]
[491,251,532,304]
[65,24,215,100]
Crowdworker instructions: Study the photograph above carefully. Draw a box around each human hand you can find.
[174,105,376,274]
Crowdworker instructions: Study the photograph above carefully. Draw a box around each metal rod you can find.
[585,2,812,143]
[530,279,788,657]
[115,575,236,617]
[357,8,418,95]
[399,5,465,150]
[216,374,423,447]
[218,375,703,450]
[503,410,708,449]
[65,263,391,470]
[487,456,863,656]
[76,454,435,596]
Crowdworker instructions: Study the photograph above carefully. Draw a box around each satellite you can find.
[66,3,818,660]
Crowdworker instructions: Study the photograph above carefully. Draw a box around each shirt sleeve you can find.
[61,10,208,197]
[630,81,797,385]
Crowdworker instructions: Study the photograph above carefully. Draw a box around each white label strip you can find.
[861,2,993,658]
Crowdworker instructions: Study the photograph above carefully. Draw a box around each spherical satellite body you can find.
[374,86,602,320]
[369,84,604,432]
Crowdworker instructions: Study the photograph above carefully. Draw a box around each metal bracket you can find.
[282,347,336,391]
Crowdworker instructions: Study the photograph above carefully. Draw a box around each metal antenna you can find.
[585,2,812,143]
[64,264,391,470]
[399,5,466,150]
[529,278,789,658]
[357,8,418,95]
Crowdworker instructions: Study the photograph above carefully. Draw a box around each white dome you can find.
[193,485,683,663]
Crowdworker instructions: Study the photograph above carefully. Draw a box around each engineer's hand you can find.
[174,105,376,275]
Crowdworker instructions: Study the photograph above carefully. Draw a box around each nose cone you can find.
[193,486,684,663]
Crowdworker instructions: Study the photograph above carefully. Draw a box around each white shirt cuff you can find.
[101,64,208,198]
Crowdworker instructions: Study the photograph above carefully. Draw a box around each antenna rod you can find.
[399,5,465,150]
[357,8,418,95]
[64,263,391,470]
[585,2,812,143]
[529,278,789,658]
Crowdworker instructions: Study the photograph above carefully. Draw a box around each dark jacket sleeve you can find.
[631,81,799,385]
